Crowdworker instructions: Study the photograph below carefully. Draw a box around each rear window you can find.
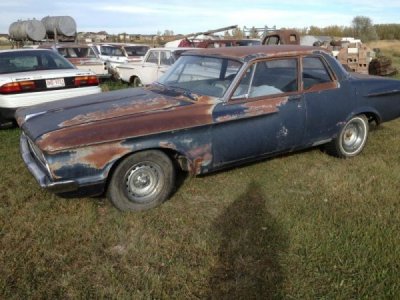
[124,46,149,57]
[0,50,74,74]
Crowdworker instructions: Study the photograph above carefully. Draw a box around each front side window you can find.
[159,55,242,98]
[160,51,174,66]
[302,56,333,90]
[233,58,298,99]
[146,51,159,64]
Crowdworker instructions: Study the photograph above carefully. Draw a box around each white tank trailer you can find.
[8,19,46,41]
[41,16,77,39]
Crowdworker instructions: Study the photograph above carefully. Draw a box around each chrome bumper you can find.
[20,134,78,193]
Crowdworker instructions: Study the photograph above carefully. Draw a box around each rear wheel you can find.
[107,150,175,211]
[325,115,369,158]
[130,76,142,87]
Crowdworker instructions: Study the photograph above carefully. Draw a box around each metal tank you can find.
[8,20,46,41]
[41,16,77,37]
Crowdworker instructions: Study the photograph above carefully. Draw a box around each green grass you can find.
[1,45,400,298]
[1,121,400,298]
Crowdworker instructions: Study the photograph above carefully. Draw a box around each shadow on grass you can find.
[208,182,288,299]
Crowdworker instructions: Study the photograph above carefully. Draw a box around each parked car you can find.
[118,47,192,86]
[0,48,101,128]
[165,38,261,48]
[91,43,150,79]
[17,45,400,211]
[39,43,111,81]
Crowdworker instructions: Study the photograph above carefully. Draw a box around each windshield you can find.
[124,46,150,57]
[158,55,242,98]
[100,46,125,57]
[0,50,75,74]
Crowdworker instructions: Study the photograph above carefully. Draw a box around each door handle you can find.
[289,95,302,101]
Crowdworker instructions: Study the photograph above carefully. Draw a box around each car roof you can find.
[182,45,330,61]
[148,47,195,51]
[0,48,53,54]
[39,43,91,48]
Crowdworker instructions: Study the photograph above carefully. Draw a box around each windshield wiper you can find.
[156,82,197,101]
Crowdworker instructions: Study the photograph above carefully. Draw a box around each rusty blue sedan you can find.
[17,45,400,211]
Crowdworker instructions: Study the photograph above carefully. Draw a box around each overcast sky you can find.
[1,0,399,35]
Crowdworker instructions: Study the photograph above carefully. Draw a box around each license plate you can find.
[46,78,65,88]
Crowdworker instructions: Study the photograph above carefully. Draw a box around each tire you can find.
[107,150,175,211]
[131,76,142,87]
[325,115,369,158]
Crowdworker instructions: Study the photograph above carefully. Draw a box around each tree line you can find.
[224,16,400,42]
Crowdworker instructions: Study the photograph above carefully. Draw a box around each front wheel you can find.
[107,150,175,211]
[325,115,369,158]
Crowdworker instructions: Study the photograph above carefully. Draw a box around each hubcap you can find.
[125,162,162,203]
[341,118,366,154]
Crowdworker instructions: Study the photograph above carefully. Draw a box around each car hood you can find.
[17,87,216,153]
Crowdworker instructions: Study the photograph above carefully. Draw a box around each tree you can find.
[352,16,378,42]
[231,27,244,39]
[163,30,174,37]
[224,30,232,38]
[248,26,259,38]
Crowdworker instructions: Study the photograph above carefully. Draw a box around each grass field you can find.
[1,41,400,298]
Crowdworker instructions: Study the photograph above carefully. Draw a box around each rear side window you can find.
[302,56,332,90]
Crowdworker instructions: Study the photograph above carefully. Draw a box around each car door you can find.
[211,57,306,166]
[139,50,160,84]
[301,55,350,146]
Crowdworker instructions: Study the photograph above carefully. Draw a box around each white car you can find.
[118,47,192,86]
[91,43,149,79]
[39,43,111,81]
[0,48,101,128]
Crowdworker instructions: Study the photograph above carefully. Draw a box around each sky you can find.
[1,0,399,35]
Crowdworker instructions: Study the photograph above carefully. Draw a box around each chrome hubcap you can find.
[342,118,366,154]
[125,162,162,202]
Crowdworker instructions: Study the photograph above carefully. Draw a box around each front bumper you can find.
[20,133,78,193]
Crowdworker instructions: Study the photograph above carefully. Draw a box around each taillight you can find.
[0,81,36,94]
[74,75,99,87]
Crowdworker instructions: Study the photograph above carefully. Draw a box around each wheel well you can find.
[104,148,189,192]
[129,75,138,83]
[363,112,380,126]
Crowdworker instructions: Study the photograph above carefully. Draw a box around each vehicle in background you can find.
[118,47,192,86]
[262,29,397,76]
[0,49,100,128]
[39,43,110,81]
[91,43,150,79]
[17,45,400,211]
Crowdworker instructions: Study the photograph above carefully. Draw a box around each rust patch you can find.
[49,142,132,172]
[80,143,132,169]
[60,97,183,127]
[243,96,288,116]
[187,143,212,174]
[38,102,215,153]
[216,96,288,123]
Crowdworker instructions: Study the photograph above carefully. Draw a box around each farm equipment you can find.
[262,29,397,76]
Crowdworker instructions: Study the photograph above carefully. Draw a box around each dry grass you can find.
[1,41,400,298]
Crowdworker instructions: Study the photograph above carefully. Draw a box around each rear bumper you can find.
[0,86,101,109]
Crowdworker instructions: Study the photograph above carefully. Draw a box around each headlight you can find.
[27,137,49,171]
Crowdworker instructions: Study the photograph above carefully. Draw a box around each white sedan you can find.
[0,49,101,128]
[118,48,192,86]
